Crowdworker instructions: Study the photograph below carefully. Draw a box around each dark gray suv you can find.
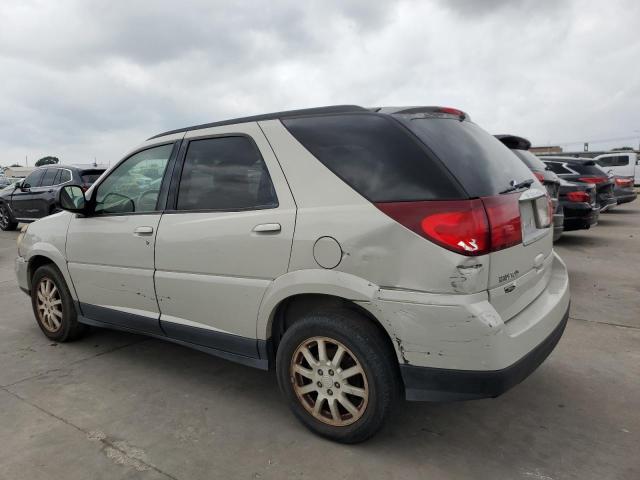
[0,165,105,230]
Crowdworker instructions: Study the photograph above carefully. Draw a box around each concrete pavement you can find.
[0,203,639,479]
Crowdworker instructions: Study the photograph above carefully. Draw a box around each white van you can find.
[594,152,639,185]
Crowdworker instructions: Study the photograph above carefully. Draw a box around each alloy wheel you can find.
[290,336,369,426]
[36,277,63,332]
[0,207,8,229]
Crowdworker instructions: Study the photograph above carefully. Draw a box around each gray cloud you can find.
[1,0,639,165]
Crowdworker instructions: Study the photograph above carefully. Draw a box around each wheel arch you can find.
[257,270,403,367]
[26,248,78,301]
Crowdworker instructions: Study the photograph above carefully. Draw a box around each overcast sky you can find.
[1,0,639,166]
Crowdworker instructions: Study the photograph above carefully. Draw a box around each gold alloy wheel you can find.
[36,277,63,333]
[290,336,369,427]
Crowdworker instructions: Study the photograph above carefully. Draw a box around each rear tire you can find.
[276,309,399,443]
[0,204,17,231]
[31,264,86,342]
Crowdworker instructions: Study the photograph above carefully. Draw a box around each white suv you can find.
[15,105,570,443]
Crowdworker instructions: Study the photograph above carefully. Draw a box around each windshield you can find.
[397,116,533,197]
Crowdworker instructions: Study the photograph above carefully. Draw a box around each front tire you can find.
[276,309,400,443]
[31,264,86,342]
[0,204,17,231]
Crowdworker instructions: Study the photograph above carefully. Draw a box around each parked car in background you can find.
[595,152,638,184]
[0,165,105,230]
[540,151,639,185]
[14,105,570,443]
[557,178,599,232]
[496,134,563,241]
[611,176,637,205]
[542,157,617,212]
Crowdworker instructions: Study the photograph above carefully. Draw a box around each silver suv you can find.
[15,105,570,443]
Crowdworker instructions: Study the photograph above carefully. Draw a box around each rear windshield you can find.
[551,160,606,176]
[397,116,534,197]
[282,114,464,202]
[511,149,548,172]
[567,163,607,176]
[81,170,105,185]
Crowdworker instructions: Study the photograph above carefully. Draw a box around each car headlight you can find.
[17,224,28,254]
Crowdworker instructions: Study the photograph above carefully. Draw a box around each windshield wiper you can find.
[499,179,534,194]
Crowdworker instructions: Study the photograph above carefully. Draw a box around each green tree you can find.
[10,163,21,167]
[35,156,59,167]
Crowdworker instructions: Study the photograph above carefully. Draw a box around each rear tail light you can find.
[375,193,523,256]
[566,191,590,203]
[578,176,607,184]
[482,194,522,251]
[533,171,545,182]
[615,177,633,187]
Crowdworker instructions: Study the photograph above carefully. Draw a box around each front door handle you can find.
[252,223,281,233]
[133,226,154,236]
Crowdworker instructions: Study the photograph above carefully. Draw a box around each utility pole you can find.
[25,155,28,167]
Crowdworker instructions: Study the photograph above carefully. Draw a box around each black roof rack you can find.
[147,105,368,140]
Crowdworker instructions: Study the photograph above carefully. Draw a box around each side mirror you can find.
[58,185,88,214]
[20,182,30,191]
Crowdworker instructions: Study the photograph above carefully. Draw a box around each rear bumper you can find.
[615,192,637,205]
[359,252,571,401]
[562,204,599,231]
[552,212,564,241]
[598,197,617,212]
[400,304,569,401]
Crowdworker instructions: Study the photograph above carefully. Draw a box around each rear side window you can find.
[59,170,72,183]
[544,161,573,174]
[176,136,278,211]
[597,155,629,167]
[40,168,58,187]
[398,116,534,197]
[282,114,463,202]
[80,170,104,185]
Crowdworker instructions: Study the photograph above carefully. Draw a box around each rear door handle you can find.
[252,223,281,233]
[133,226,154,236]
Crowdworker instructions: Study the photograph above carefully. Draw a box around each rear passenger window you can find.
[283,114,463,202]
[59,170,72,183]
[597,156,629,167]
[40,168,58,187]
[176,136,278,211]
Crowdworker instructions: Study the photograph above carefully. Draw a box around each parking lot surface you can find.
[0,204,639,480]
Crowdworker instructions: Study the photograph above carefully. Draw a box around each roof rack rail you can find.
[147,105,367,140]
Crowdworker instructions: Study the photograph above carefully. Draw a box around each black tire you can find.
[31,264,86,342]
[276,309,400,443]
[0,204,18,231]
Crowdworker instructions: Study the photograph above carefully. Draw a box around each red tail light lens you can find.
[615,177,632,187]
[566,191,590,202]
[578,176,607,184]
[533,171,545,182]
[375,193,523,256]
[482,194,522,251]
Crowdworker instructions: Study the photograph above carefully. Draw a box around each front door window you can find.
[95,144,173,215]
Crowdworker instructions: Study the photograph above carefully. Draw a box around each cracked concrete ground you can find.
[0,203,639,480]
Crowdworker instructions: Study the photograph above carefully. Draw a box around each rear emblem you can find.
[504,284,516,294]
